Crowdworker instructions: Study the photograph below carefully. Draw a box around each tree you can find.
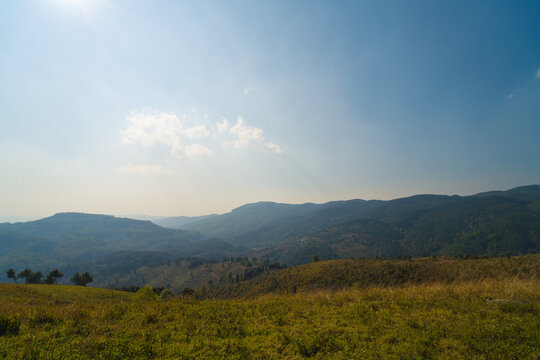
[160,289,173,299]
[312,255,320,263]
[6,269,17,284]
[27,271,43,284]
[181,287,195,297]
[71,272,93,286]
[17,268,32,281]
[199,285,208,299]
[45,269,63,285]
[17,269,43,284]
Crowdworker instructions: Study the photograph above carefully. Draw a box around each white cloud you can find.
[121,111,183,155]
[183,144,211,158]
[243,87,251,95]
[265,142,283,154]
[183,125,209,139]
[118,163,171,174]
[507,93,516,99]
[121,111,212,158]
[536,69,540,79]
[121,111,284,158]
[229,117,264,149]
[216,118,229,133]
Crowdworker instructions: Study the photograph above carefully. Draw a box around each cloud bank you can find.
[119,110,283,174]
[121,111,210,158]
[121,111,283,157]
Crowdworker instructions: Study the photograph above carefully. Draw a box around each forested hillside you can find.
[0,213,203,281]
[2,185,539,285]
[257,193,540,264]
[167,185,540,264]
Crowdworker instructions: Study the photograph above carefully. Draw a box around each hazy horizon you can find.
[1,183,538,221]
[1,1,539,218]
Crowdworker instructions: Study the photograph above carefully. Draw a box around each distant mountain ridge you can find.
[150,185,540,264]
[1,185,539,284]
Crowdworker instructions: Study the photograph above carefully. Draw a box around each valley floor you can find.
[0,280,538,359]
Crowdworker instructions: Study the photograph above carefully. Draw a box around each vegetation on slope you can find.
[1,185,539,284]
[0,279,538,359]
[213,255,540,298]
[59,240,247,286]
[256,193,540,264]
[105,257,283,293]
[0,213,204,281]
[153,185,540,264]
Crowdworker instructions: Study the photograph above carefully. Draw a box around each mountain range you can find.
[1,185,539,284]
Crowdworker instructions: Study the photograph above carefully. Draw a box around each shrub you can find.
[181,287,195,297]
[29,309,61,327]
[71,272,93,286]
[134,285,158,301]
[104,303,127,320]
[160,289,173,299]
[0,315,20,336]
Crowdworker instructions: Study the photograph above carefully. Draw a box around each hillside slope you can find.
[1,278,538,359]
[2,186,539,284]
[170,186,540,259]
[216,254,540,298]
[60,240,248,288]
[0,283,133,303]
[0,213,204,281]
[258,193,540,263]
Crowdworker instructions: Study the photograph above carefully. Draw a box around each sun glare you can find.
[50,0,102,16]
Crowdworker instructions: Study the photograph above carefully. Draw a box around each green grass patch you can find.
[0,280,538,359]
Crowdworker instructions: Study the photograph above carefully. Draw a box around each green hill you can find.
[0,213,204,281]
[0,283,133,303]
[258,194,540,264]
[169,186,540,260]
[1,259,538,359]
[61,245,250,290]
[214,254,540,298]
[2,186,540,285]
[104,257,282,293]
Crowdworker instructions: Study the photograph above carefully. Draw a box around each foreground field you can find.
[0,279,538,359]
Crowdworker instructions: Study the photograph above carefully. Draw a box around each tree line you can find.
[5,268,93,286]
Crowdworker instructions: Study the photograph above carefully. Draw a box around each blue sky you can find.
[1,0,539,217]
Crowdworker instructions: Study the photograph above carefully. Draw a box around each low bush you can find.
[0,315,20,336]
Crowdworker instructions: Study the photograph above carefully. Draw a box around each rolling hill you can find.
[257,193,540,264]
[154,185,540,264]
[0,213,205,281]
[213,254,540,298]
[2,185,539,286]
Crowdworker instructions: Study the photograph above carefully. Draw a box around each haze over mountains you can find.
[1,185,539,284]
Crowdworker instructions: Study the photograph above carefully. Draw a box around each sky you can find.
[1,0,539,218]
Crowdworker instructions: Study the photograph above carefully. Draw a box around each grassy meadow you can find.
[0,257,539,359]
